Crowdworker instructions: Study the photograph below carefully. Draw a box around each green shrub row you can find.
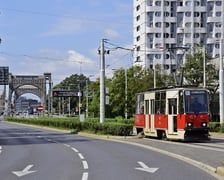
[6,117,133,136]
[209,122,224,133]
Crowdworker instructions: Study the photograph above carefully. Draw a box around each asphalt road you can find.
[0,121,219,180]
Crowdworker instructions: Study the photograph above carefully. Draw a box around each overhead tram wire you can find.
[0,51,96,65]
[0,7,131,25]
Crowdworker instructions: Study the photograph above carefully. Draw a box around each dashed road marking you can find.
[62,143,89,179]
[72,147,79,153]
[78,153,85,160]
[82,172,88,180]
[82,161,88,170]
[63,144,71,148]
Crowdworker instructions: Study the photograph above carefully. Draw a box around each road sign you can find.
[53,90,80,97]
[37,105,43,112]
[0,66,9,85]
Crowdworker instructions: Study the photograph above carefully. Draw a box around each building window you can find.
[216,1,222,6]
[155,12,161,17]
[155,22,161,27]
[136,5,140,11]
[194,1,200,6]
[155,44,162,48]
[155,33,161,38]
[136,56,141,62]
[165,54,169,59]
[155,1,161,6]
[194,22,200,27]
[215,33,221,38]
[216,12,221,17]
[136,15,140,21]
[136,46,140,51]
[193,33,199,38]
[147,0,153,6]
[165,22,169,27]
[215,22,222,28]
[185,22,191,27]
[185,1,192,6]
[164,1,169,6]
[164,12,169,17]
[215,43,220,49]
[164,33,169,38]
[155,54,161,59]
[136,36,140,41]
[136,26,140,31]
[194,12,200,17]
[185,12,191,17]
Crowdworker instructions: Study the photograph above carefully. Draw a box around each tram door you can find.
[168,98,177,134]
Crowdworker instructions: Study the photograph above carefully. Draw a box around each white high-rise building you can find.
[133,0,224,72]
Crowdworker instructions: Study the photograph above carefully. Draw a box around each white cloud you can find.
[103,28,120,39]
[6,49,98,85]
[41,17,84,36]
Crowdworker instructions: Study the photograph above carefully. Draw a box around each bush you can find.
[6,117,133,136]
[220,123,224,133]
[209,122,220,132]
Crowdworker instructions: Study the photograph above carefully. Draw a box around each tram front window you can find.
[184,90,208,114]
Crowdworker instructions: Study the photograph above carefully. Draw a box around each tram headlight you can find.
[201,122,207,127]
[187,122,193,127]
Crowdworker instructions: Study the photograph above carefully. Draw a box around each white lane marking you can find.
[135,161,159,173]
[0,146,2,154]
[82,161,88,169]
[72,147,79,153]
[63,144,71,148]
[82,172,88,180]
[12,164,37,177]
[78,153,85,160]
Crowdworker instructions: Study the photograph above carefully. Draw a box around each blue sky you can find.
[0,0,133,86]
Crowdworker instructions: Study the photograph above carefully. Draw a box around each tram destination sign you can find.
[52,90,80,97]
[0,66,9,85]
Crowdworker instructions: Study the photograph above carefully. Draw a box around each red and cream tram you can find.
[134,86,210,141]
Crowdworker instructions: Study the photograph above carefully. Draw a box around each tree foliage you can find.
[53,51,219,119]
[183,47,218,88]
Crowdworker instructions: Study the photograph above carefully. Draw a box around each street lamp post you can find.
[203,46,206,88]
[86,75,93,118]
[219,39,224,124]
[125,68,128,119]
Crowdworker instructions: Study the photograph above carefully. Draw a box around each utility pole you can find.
[125,68,128,119]
[100,39,105,123]
[203,46,206,88]
[219,39,224,124]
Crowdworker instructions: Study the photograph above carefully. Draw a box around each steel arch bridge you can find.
[8,72,52,114]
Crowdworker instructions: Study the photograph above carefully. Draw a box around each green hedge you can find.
[6,117,133,136]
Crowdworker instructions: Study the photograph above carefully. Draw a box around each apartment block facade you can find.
[133,0,224,72]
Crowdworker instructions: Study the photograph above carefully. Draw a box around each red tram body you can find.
[134,87,210,141]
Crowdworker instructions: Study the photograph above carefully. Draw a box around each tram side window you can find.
[136,94,144,114]
[155,92,160,114]
[168,98,177,114]
[150,99,155,114]
[145,100,149,114]
[179,91,184,114]
[161,92,166,114]
[155,91,166,114]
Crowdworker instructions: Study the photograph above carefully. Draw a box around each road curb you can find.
[216,166,224,177]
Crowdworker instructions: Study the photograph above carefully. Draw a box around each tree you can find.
[183,47,218,87]
[183,47,219,120]
[53,74,90,114]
